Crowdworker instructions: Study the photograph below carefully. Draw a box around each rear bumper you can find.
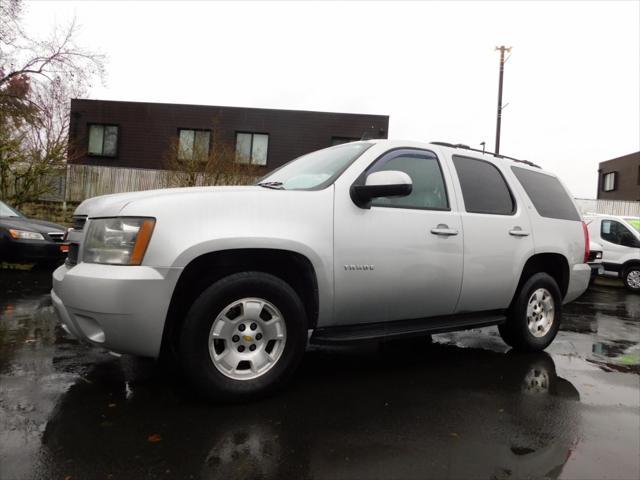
[51,262,182,358]
[564,263,591,303]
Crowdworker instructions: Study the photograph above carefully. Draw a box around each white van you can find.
[585,214,640,292]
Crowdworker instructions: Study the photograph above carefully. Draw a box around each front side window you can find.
[453,155,515,215]
[511,166,580,221]
[178,129,211,161]
[369,150,448,210]
[235,132,269,166]
[601,220,639,247]
[88,124,118,157]
[259,142,373,190]
[603,172,616,192]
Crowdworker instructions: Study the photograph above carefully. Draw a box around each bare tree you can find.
[165,120,263,188]
[0,0,104,207]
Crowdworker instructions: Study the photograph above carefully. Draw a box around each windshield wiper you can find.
[257,181,285,190]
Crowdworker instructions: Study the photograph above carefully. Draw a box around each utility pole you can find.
[494,45,512,155]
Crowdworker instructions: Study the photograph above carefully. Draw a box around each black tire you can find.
[622,265,640,293]
[179,271,308,402]
[499,272,562,352]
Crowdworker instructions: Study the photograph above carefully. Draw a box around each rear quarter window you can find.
[452,155,515,215]
[511,166,580,221]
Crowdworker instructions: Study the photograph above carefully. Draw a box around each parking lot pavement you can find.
[0,271,638,480]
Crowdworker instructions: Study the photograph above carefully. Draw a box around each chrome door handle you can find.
[509,227,530,237]
[430,224,459,236]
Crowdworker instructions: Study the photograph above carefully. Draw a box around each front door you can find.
[332,148,464,326]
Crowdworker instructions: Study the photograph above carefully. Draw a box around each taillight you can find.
[582,221,590,263]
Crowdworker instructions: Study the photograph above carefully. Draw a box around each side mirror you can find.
[350,170,412,209]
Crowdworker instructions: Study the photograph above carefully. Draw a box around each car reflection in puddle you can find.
[37,341,581,480]
[1,271,638,480]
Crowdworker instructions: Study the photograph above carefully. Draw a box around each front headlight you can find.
[9,229,45,240]
[83,217,155,265]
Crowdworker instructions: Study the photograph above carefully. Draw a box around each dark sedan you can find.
[0,200,67,265]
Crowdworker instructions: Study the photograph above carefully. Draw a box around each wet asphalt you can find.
[0,270,638,480]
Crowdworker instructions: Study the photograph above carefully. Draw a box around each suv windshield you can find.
[0,200,22,217]
[258,142,373,190]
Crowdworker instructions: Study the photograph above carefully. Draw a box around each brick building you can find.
[68,99,389,172]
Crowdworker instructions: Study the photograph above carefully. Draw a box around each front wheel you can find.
[499,272,562,352]
[179,272,308,402]
[622,265,640,293]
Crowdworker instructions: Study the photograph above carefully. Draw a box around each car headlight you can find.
[9,229,45,240]
[596,252,603,259]
[83,217,155,265]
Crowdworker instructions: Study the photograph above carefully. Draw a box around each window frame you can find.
[452,155,517,216]
[87,123,119,158]
[235,131,270,166]
[602,172,617,192]
[352,147,451,212]
[177,128,212,161]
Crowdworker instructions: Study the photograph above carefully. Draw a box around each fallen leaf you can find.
[449,432,459,438]
[148,433,162,443]
[108,403,117,408]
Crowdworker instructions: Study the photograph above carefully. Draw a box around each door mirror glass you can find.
[350,170,412,208]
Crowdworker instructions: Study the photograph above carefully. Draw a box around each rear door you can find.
[449,155,535,312]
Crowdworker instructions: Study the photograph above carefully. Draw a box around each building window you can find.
[235,132,269,166]
[178,129,211,161]
[602,172,617,192]
[331,136,360,146]
[88,124,118,157]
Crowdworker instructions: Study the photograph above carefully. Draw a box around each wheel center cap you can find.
[243,335,253,342]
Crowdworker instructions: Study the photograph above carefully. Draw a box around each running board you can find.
[310,311,506,345]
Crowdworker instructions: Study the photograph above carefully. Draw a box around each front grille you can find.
[48,232,64,243]
[72,215,87,231]
[66,243,79,265]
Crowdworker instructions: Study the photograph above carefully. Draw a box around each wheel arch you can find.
[512,253,570,306]
[160,248,320,360]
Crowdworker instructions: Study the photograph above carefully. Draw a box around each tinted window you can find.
[601,220,639,247]
[511,167,580,221]
[453,156,514,215]
[370,151,448,210]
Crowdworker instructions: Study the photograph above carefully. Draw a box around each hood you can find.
[0,216,66,234]
[76,186,265,217]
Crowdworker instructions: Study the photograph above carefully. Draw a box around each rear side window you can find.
[452,156,515,215]
[511,167,580,221]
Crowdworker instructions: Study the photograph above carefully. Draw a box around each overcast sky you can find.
[24,0,640,198]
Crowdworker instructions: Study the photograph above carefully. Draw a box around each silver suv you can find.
[52,140,591,400]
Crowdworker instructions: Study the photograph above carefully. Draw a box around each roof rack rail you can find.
[429,141,541,169]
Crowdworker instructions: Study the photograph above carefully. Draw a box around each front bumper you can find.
[564,263,591,304]
[51,262,182,358]
[1,238,65,263]
[588,262,604,277]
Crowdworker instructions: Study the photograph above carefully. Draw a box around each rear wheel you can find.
[179,272,308,401]
[622,265,640,293]
[499,273,562,351]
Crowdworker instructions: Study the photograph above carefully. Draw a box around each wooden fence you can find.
[64,164,256,202]
[19,164,640,218]
[574,198,640,217]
